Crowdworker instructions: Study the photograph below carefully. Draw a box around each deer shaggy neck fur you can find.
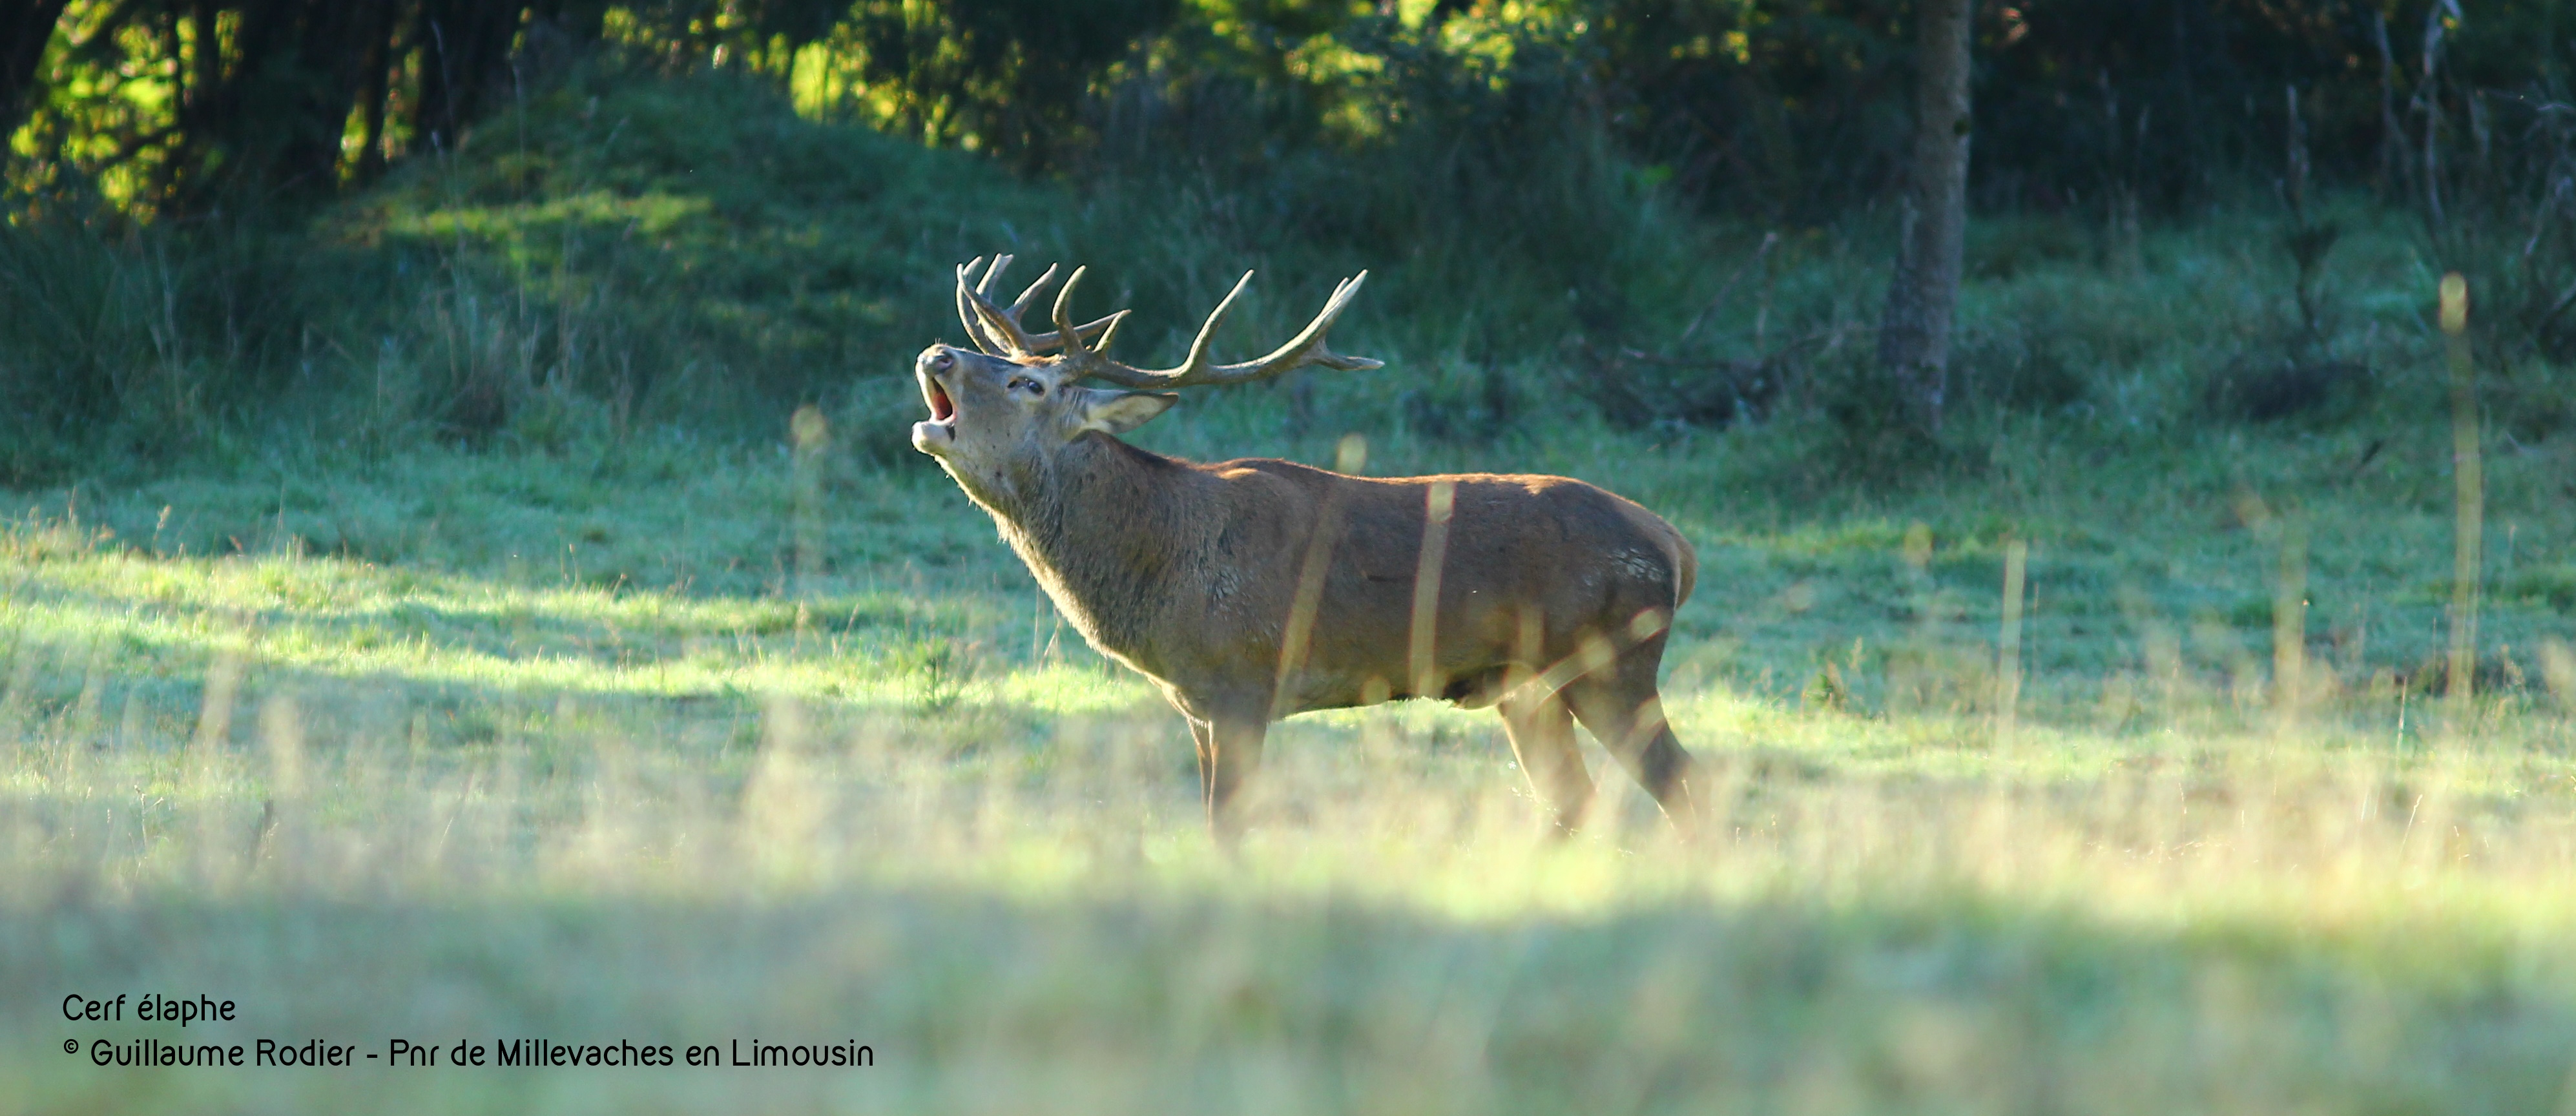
[966,433,1203,676]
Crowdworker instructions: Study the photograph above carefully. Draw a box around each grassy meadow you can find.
[5,65,2576,1115]
[4,358,2575,1111]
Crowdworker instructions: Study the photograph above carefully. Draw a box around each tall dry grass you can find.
[7,597,2576,1113]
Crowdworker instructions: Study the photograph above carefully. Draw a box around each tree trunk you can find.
[353,2,400,184]
[1876,0,1973,435]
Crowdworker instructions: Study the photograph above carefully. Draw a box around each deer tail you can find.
[1670,528,1698,610]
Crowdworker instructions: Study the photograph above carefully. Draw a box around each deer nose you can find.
[925,349,955,372]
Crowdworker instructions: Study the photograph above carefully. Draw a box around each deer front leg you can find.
[1200,713,1268,845]
[1184,716,1217,805]
[1172,688,1271,843]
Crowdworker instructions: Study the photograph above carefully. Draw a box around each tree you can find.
[3,1,841,216]
[1875,0,1973,435]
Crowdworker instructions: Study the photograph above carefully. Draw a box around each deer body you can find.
[915,256,1700,838]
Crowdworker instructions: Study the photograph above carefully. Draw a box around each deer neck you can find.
[979,435,1193,663]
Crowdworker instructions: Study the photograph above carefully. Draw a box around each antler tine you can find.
[1026,311,1125,353]
[954,257,1124,355]
[1088,309,1128,353]
[1171,270,1256,381]
[954,258,1010,356]
[1071,271,1382,389]
[1247,272,1383,374]
[1200,272,1381,381]
[1050,266,1094,357]
[977,254,1015,296]
[1007,263,1061,322]
[956,257,1039,358]
[1019,265,1134,355]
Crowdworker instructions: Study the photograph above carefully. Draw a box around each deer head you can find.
[911,256,1378,509]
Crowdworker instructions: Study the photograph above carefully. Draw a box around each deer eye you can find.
[1008,377,1043,397]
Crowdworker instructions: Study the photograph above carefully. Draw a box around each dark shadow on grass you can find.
[5,886,2571,1113]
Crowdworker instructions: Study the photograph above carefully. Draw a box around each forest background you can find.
[1,0,2568,473]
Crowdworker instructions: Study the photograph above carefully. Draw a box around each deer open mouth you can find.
[922,375,956,423]
[912,367,959,456]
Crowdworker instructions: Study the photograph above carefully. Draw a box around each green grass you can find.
[3,368,2575,1110]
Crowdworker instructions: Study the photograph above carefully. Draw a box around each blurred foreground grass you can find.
[2,417,2575,1113]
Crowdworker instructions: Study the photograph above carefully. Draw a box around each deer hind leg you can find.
[1499,687,1594,838]
[1563,647,1699,834]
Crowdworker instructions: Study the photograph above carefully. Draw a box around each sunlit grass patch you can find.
[8,557,895,698]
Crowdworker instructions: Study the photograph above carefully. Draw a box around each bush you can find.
[0,212,311,482]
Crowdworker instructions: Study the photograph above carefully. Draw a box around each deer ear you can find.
[1075,389,1178,435]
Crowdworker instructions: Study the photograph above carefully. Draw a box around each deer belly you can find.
[1274,661,1512,714]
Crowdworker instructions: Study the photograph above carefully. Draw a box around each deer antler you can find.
[955,256,1125,359]
[1046,265,1382,389]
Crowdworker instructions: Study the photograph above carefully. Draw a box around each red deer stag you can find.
[911,256,1699,840]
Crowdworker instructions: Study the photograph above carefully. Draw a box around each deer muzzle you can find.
[912,351,959,455]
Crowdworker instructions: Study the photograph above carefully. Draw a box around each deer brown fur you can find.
[911,256,1700,839]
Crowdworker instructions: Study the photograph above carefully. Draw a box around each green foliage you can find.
[0,5,2565,484]
[7,0,2574,238]
[0,1,871,216]
[317,52,1710,447]
[825,0,1180,168]
[329,63,1058,438]
[0,58,2509,492]
[2502,565,2576,614]
[0,212,311,480]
